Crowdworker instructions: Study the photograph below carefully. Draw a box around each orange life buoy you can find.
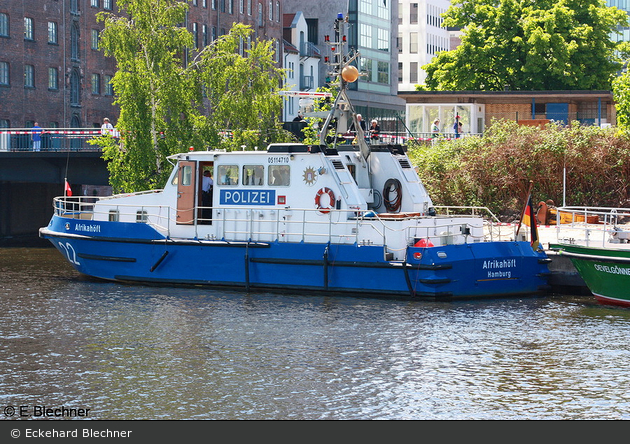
[315,187,335,213]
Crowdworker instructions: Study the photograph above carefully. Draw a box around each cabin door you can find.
[176,160,196,225]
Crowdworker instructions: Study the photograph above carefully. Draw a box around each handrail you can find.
[0,127,114,152]
[544,206,630,248]
[52,195,507,249]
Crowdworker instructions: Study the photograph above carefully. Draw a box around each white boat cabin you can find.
[85,142,487,260]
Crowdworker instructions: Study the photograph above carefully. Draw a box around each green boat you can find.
[550,242,630,308]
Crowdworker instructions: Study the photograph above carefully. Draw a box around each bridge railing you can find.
[0,128,116,152]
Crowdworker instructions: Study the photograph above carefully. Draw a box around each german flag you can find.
[516,181,540,250]
[522,194,539,250]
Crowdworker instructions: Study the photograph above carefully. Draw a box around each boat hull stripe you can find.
[77,253,136,262]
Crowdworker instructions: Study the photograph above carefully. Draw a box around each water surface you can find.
[1,248,628,419]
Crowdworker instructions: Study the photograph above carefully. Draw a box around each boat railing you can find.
[434,205,513,242]
[543,206,630,248]
[51,196,517,253]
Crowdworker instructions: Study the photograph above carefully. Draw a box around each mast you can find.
[319,13,370,161]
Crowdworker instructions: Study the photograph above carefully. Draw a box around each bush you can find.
[408,120,630,221]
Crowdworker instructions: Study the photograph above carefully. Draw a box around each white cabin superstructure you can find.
[87,143,484,261]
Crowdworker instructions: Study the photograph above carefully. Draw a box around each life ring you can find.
[315,187,335,213]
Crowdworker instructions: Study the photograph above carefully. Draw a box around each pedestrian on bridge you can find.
[101,117,114,136]
[31,122,43,151]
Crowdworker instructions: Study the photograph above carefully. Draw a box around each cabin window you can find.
[268,165,290,186]
[181,165,193,186]
[242,165,264,186]
[136,210,148,223]
[217,165,238,185]
[108,210,119,222]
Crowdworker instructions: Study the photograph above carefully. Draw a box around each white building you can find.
[282,11,321,121]
[397,0,451,92]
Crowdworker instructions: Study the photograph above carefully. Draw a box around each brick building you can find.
[0,0,283,130]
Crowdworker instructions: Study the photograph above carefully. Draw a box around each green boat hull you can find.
[550,243,630,308]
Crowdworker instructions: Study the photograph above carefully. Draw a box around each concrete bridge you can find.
[0,129,109,246]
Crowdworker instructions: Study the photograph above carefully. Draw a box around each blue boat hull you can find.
[40,215,550,300]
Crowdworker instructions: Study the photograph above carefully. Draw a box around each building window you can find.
[397,33,402,53]
[192,23,198,48]
[377,61,389,84]
[92,0,99,6]
[0,119,9,128]
[276,1,280,22]
[377,0,388,19]
[104,74,113,95]
[258,3,263,27]
[24,17,34,40]
[202,24,208,46]
[48,67,58,90]
[0,61,9,86]
[212,26,217,41]
[410,61,418,84]
[360,58,373,82]
[104,0,113,10]
[70,0,79,14]
[248,0,252,16]
[410,3,418,24]
[229,0,233,14]
[360,23,372,48]
[70,69,80,105]
[398,62,403,83]
[24,65,34,88]
[192,0,198,5]
[268,1,272,20]
[409,32,418,54]
[212,0,216,10]
[91,29,99,50]
[71,24,80,60]
[91,73,100,94]
[240,0,244,14]
[377,28,389,52]
[0,13,9,37]
[48,22,58,44]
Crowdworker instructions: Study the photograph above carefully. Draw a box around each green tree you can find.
[93,0,290,193]
[613,67,630,134]
[422,0,630,91]
[195,23,289,151]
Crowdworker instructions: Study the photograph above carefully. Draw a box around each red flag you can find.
[65,180,72,197]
